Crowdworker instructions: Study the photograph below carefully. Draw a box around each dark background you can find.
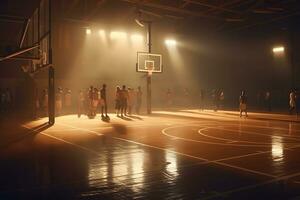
[0,0,300,110]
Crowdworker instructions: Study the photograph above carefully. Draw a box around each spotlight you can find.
[272,46,284,53]
[165,39,177,46]
[110,31,127,39]
[86,28,91,35]
[98,30,105,36]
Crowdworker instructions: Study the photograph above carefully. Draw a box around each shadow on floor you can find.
[117,115,133,121]
[0,122,52,150]
[127,115,143,120]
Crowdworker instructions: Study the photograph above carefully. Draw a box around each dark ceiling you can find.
[0,0,299,47]
[61,0,300,32]
[1,0,300,30]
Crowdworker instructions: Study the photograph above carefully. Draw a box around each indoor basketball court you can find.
[1,109,296,199]
[1,0,300,199]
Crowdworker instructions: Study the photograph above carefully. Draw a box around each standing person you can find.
[5,88,12,111]
[239,90,248,117]
[256,91,261,110]
[127,88,136,115]
[55,87,63,116]
[77,90,85,118]
[34,88,40,118]
[136,86,142,115]
[289,89,296,115]
[183,88,190,106]
[199,89,205,111]
[84,88,89,116]
[265,91,271,112]
[100,84,108,118]
[166,89,172,108]
[296,88,300,117]
[64,89,72,114]
[42,89,48,116]
[88,86,94,117]
[115,86,121,116]
[219,90,225,110]
[212,89,219,111]
[120,85,128,117]
[0,88,5,113]
[92,87,99,117]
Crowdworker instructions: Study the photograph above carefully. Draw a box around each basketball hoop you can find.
[136,52,162,74]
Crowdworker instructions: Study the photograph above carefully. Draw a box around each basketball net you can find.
[148,69,153,76]
[147,63,154,76]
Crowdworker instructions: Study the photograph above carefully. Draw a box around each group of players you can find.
[58,84,143,119]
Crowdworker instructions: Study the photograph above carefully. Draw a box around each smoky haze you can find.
[0,0,299,115]
[50,18,291,110]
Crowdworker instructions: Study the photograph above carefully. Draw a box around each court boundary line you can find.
[198,127,300,145]
[20,114,300,199]
[22,125,102,156]
[162,125,269,147]
[203,124,300,140]
[163,124,300,154]
[22,121,300,198]
[181,109,300,124]
[161,123,300,147]
[55,121,300,179]
[54,121,277,178]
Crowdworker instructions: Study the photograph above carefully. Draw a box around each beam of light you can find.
[110,31,127,40]
[98,30,107,45]
[131,34,143,42]
[165,39,177,46]
[165,38,192,85]
[272,46,284,53]
[98,30,105,36]
[86,28,92,35]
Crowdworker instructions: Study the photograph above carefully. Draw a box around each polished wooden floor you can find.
[1,110,300,199]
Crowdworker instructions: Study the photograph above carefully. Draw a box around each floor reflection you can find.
[289,122,292,136]
[88,155,108,186]
[128,150,145,193]
[87,147,146,193]
[165,151,179,178]
[271,136,285,175]
[0,143,89,199]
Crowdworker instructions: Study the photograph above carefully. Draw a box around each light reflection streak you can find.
[112,159,128,183]
[88,156,108,186]
[165,151,178,177]
[129,151,145,193]
[271,136,283,162]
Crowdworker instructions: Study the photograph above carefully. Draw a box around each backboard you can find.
[137,52,162,74]
[22,0,50,73]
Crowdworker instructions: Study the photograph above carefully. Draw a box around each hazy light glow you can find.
[98,30,105,36]
[110,31,127,39]
[272,46,285,53]
[86,28,92,35]
[165,39,177,46]
[131,34,143,42]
